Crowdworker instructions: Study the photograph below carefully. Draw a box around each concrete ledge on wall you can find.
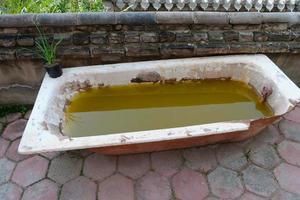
[0,12,299,27]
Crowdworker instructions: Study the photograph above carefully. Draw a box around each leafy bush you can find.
[0,105,31,118]
[0,0,104,14]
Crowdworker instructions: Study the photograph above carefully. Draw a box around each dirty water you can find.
[62,80,273,137]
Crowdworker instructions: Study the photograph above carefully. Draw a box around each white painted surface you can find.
[18,54,300,154]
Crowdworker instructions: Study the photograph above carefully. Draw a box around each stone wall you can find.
[0,12,300,104]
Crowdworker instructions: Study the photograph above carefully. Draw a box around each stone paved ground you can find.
[1,106,300,200]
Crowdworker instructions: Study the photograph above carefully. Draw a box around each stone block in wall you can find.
[109,32,124,44]
[16,35,34,47]
[125,44,160,57]
[16,48,39,59]
[253,32,268,42]
[160,44,194,58]
[289,43,300,53]
[260,42,289,53]
[223,31,239,42]
[159,25,190,31]
[122,25,145,31]
[53,33,72,45]
[92,45,125,62]
[262,23,288,31]
[140,32,159,43]
[195,43,229,56]
[0,48,15,60]
[113,25,123,31]
[239,32,253,42]
[208,32,224,43]
[176,32,192,42]
[73,32,90,45]
[1,28,18,34]
[267,31,293,42]
[57,46,90,58]
[232,24,261,31]
[192,32,208,43]
[159,31,176,43]
[293,32,300,42]
[229,43,260,54]
[0,35,16,47]
[124,31,140,43]
[291,24,300,31]
[90,32,108,45]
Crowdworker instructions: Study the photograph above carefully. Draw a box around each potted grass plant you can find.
[35,26,63,78]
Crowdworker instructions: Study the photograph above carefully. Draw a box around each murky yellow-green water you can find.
[63,80,273,137]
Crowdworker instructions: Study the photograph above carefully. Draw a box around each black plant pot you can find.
[45,63,63,78]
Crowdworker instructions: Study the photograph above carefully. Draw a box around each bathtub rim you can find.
[18,54,300,154]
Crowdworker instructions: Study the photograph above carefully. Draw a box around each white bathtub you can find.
[18,54,300,155]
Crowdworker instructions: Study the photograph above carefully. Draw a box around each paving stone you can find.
[2,119,27,141]
[253,125,282,145]
[0,182,22,200]
[278,140,300,167]
[40,151,61,160]
[284,107,300,123]
[98,174,134,200]
[6,138,30,162]
[183,147,217,173]
[208,167,243,199]
[204,197,220,200]
[274,163,300,195]
[12,156,48,187]
[0,158,15,184]
[242,165,278,197]
[83,153,116,181]
[249,144,281,169]
[24,110,32,120]
[151,150,182,177]
[279,120,300,142]
[136,171,171,200]
[5,113,22,123]
[0,138,9,158]
[240,192,267,200]
[118,153,149,179]
[22,179,58,200]
[172,168,209,200]
[216,144,247,171]
[272,190,300,200]
[60,176,97,200]
[48,153,82,184]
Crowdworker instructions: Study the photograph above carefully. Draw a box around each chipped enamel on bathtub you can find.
[18,54,300,155]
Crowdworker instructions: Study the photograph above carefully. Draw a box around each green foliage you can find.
[0,105,31,118]
[35,25,62,65]
[0,0,104,14]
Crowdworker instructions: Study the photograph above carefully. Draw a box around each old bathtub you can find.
[19,54,300,155]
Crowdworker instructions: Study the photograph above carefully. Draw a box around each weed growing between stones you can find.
[0,105,31,118]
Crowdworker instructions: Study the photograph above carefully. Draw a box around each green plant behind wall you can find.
[0,0,104,14]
